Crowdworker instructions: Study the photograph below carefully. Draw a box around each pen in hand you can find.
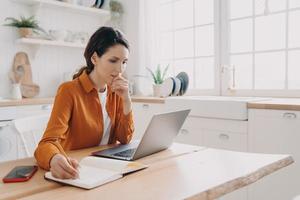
[62,151,80,179]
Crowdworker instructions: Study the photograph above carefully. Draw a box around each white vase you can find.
[153,84,162,97]
[11,83,22,100]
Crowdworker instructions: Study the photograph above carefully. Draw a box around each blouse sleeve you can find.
[113,98,135,144]
[34,83,73,170]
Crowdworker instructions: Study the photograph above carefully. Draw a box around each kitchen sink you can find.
[166,96,270,120]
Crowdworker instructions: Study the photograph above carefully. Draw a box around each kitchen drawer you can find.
[0,104,53,121]
[250,109,300,120]
[0,106,17,121]
[15,104,52,118]
[132,102,166,115]
[175,117,203,146]
[202,129,247,151]
[132,102,168,139]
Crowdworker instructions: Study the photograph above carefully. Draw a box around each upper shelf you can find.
[16,38,86,48]
[11,0,110,16]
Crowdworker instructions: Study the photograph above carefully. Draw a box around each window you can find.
[158,0,216,94]
[153,0,300,97]
[227,0,300,96]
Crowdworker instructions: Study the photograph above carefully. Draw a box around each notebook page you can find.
[80,156,129,172]
[45,165,122,189]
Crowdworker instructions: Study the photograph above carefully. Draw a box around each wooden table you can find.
[0,143,201,200]
[0,144,293,200]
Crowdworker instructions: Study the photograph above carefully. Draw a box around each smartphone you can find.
[2,165,38,183]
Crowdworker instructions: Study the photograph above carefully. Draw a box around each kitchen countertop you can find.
[131,96,165,104]
[248,98,300,111]
[0,97,54,107]
[2,96,300,110]
[0,96,165,107]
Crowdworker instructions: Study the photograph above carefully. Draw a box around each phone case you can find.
[2,166,38,183]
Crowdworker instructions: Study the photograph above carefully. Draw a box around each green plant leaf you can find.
[146,67,158,84]
[162,64,169,80]
[156,64,163,84]
[3,15,41,29]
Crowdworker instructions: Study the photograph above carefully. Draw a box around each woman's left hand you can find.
[111,74,132,115]
[111,74,130,101]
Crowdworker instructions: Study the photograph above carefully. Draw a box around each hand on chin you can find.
[111,74,130,101]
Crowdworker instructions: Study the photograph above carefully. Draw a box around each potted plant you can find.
[4,16,44,38]
[146,64,169,97]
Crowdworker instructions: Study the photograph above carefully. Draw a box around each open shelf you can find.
[16,37,86,48]
[11,0,110,16]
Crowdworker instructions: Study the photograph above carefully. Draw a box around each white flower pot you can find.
[153,84,162,97]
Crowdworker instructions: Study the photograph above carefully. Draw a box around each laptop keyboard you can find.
[112,148,136,157]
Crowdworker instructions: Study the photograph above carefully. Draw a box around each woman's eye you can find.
[109,60,117,63]
[123,61,128,65]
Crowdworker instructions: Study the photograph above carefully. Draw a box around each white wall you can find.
[0,0,140,98]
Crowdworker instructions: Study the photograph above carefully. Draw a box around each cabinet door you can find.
[175,117,248,151]
[248,109,300,200]
[132,103,166,140]
[0,125,19,162]
[174,117,203,146]
[0,106,17,121]
[202,129,247,152]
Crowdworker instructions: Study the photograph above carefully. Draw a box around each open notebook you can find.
[44,156,147,189]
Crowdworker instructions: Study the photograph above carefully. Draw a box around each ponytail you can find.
[72,66,92,80]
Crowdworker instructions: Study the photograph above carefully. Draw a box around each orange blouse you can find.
[34,71,134,170]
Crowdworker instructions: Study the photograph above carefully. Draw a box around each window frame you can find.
[222,0,300,97]
[156,0,300,97]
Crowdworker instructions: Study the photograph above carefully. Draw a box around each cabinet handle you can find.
[180,129,189,135]
[142,104,149,109]
[283,112,297,119]
[219,133,229,140]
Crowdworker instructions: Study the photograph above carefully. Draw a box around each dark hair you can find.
[73,26,129,79]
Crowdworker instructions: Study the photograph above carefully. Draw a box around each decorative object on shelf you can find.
[10,52,40,98]
[176,72,189,96]
[3,15,45,38]
[94,0,105,8]
[11,83,22,100]
[147,64,169,97]
[106,0,124,29]
[9,62,24,100]
[48,29,68,41]
[78,0,95,7]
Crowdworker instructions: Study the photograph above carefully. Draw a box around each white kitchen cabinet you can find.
[0,104,52,123]
[132,102,169,140]
[0,104,52,162]
[174,117,203,146]
[248,109,300,200]
[0,125,20,162]
[175,117,248,152]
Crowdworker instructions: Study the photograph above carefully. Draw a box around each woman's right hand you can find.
[50,154,79,179]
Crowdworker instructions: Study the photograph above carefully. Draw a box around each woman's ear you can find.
[91,52,98,65]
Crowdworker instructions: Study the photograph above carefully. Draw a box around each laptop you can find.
[92,109,191,161]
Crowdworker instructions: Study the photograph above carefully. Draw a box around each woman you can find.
[34,27,134,179]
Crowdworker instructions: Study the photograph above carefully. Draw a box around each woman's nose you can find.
[119,64,126,73]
